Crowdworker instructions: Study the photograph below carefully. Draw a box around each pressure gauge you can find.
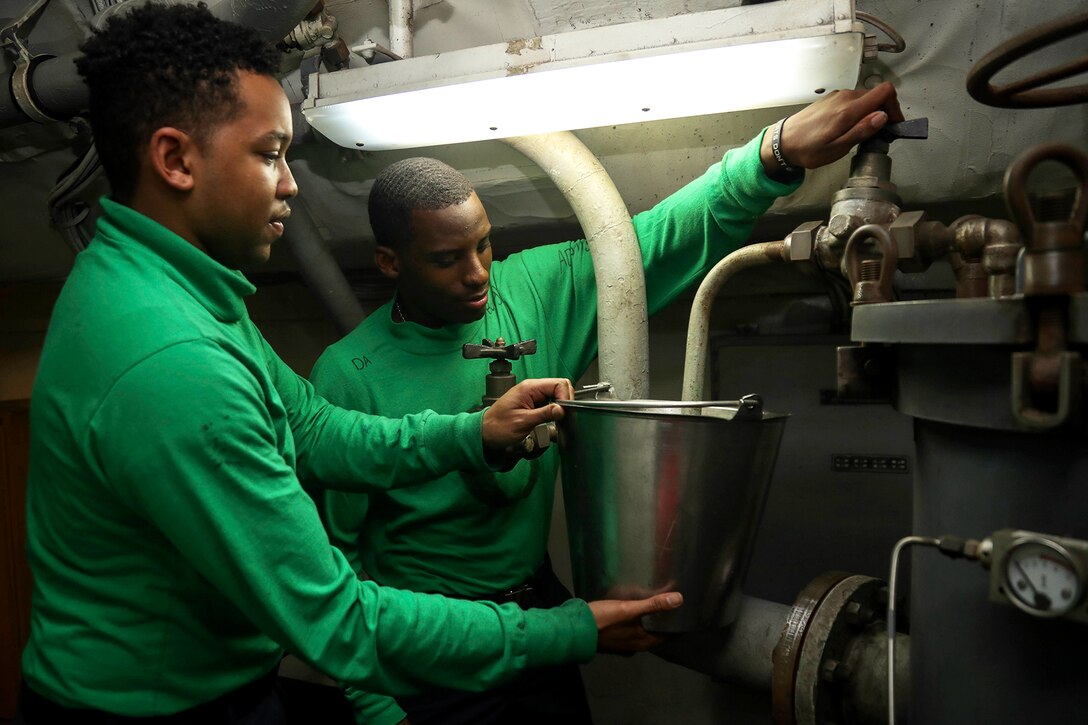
[1003,539,1081,617]
[988,530,1088,623]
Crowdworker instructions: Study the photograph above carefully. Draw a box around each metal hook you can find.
[842,224,897,306]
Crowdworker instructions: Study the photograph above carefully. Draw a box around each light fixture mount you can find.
[302,0,863,150]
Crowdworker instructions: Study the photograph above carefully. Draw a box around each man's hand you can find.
[481,378,573,453]
[760,81,905,176]
[589,592,684,655]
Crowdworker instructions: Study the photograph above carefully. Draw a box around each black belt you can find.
[16,667,279,725]
[475,580,537,607]
[442,558,555,609]
[446,576,537,608]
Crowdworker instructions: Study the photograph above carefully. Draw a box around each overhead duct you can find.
[0,0,319,128]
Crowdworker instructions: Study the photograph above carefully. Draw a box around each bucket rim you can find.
[557,398,789,420]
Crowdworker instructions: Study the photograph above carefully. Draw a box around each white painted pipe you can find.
[389,0,413,59]
[681,241,787,401]
[502,131,649,400]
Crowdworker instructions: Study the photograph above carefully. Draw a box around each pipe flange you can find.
[772,570,852,725]
[793,575,887,725]
[10,53,60,124]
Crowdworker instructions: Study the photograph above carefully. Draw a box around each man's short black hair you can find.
[76,2,281,202]
[368,157,476,250]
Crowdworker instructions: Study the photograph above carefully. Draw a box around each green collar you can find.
[377,297,486,355]
[96,197,255,323]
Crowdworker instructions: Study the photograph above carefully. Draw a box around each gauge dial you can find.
[1003,539,1082,617]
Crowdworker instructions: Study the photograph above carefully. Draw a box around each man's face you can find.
[189,72,296,270]
[393,192,494,328]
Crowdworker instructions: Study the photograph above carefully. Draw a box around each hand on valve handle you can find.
[760,80,906,178]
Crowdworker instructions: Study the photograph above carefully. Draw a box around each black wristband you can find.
[771,116,799,176]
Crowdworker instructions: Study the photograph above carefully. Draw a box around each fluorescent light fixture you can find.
[302,0,863,151]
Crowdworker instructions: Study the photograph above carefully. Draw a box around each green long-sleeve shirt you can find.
[20,197,596,717]
[309,132,800,724]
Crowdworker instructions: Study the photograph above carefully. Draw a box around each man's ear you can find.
[147,127,197,192]
[374,245,400,280]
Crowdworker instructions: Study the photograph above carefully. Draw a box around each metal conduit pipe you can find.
[0,0,319,128]
[502,131,649,400]
[281,193,365,335]
[208,0,319,43]
[681,241,787,401]
[0,48,80,125]
[653,594,790,690]
[656,586,911,725]
[388,0,413,59]
[18,50,83,120]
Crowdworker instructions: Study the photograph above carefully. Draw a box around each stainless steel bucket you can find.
[557,397,787,632]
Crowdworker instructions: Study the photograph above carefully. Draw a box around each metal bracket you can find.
[10,53,59,123]
[843,224,897,305]
[1010,350,1082,430]
[0,0,51,57]
[836,344,892,402]
[732,393,765,421]
[573,382,615,400]
[349,39,403,64]
[1,0,61,123]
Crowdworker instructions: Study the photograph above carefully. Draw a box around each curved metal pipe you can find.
[282,194,365,335]
[502,131,649,400]
[0,0,318,128]
[681,241,787,401]
[209,0,318,42]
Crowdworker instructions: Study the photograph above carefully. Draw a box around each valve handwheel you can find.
[966,11,1088,108]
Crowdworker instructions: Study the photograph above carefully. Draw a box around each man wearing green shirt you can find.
[16,5,682,724]
[310,82,902,723]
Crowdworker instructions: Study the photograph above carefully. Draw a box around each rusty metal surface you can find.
[792,575,888,725]
[772,571,852,725]
[843,225,897,305]
[836,344,892,401]
[966,10,1088,108]
[1003,143,1088,427]
[1004,143,1088,296]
